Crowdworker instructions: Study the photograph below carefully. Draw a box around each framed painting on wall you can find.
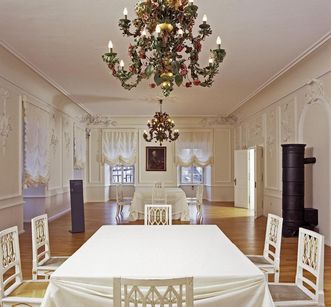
[146,147,167,171]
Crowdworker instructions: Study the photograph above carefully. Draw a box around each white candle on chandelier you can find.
[156,25,161,36]
[108,40,113,53]
[178,28,184,37]
[120,60,125,70]
[209,58,214,66]
[203,14,208,24]
[189,0,194,5]
[217,36,222,48]
[123,8,128,19]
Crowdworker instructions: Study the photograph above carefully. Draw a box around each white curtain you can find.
[24,101,50,187]
[175,131,213,167]
[102,130,138,166]
[74,125,86,169]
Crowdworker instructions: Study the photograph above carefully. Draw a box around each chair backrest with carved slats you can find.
[116,184,124,203]
[196,185,204,204]
[263,214,283,268]
[152,182,167,204]
[144,205,172,226]
[31,214,51,270]
[0,226,23,300]
[296,228,324,303]
[113,277,193,307]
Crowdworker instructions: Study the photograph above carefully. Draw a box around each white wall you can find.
[0,45,88,232]
[85,119,234,203]
[233,39,331,245]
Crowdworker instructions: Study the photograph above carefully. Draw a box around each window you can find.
[111,166,134,184]
[180,166,203,184]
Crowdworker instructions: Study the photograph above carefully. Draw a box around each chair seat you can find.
[269,283,313,303]
[6,281,49,299]
[39,256,68,269]
[247,255,273,266]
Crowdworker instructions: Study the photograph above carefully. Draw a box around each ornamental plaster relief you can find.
[305,79,326,105]
[266,108,279,189]
[0,88,12,155]
[266,110,277,157]
[280,98,296,144]
[50,113,59,156]
[247,116,264,146]
[63,118,72,155]
[200,115,237,127]
[234,126,241,150]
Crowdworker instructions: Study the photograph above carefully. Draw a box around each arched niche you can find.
[298,79,331,245]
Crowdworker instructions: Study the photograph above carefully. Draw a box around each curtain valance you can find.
[102,130,138,166]
[175,131,213,167]
[23,101,50,187]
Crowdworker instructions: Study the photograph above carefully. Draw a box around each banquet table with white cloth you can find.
[129,187,190,221]
[41,225,274,307]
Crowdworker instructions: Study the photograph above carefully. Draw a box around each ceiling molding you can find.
[228,31,331,116]
[0,39,91,115]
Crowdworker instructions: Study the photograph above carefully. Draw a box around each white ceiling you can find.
[0,0,330,116]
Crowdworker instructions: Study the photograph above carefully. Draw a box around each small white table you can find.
[41,225,274,307]
[129,188,190,221]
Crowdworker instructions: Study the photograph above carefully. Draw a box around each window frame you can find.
[111,165,135,185]
[180,166,204,185]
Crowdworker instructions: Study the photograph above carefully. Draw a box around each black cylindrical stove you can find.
[282,144,316,237]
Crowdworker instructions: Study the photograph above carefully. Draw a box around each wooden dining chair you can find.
[115,184,132,220]
[144,204,172,225]
[186,184,204,219]
[31,214,68,280]
[0,226,49,307]
[269,228,325,306]
[113,277,193,307]
[152,182,167,205]
[247,214,283,282]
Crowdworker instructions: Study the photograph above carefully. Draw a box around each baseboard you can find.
[48,208,71,222]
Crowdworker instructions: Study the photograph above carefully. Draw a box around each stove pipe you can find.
[282,144,316,237]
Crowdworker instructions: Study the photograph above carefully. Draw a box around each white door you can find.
[234,150,249,208]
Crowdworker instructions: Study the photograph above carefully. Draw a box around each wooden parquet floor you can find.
[18,201,331,306]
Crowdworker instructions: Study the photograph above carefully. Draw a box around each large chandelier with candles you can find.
[143,99,179,145]
[102,0,226,97]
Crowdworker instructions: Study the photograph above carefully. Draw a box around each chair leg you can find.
[116,204,122,219]
[32,270,37,280]
[274,271,280,283]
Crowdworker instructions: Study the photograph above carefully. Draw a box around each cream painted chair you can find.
[269,228,325,306]
[31,214,68,280]
[0,226,49,307]
[113,277,193,307]
[247,214,283,282]
[115,184,132,220]
[144,204,172,225]
[152,182,167,205]
[186,184,204,218]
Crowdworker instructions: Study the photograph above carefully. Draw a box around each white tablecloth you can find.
[41,225,274,307]
[129,188,190,221]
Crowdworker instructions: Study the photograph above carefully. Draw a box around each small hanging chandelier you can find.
[102,0,226,97]
[143,100,179,146]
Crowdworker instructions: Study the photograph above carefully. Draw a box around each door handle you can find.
[234,178,237,186]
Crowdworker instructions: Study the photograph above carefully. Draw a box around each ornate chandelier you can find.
[143,100,179,145]
[102,0,226,97]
